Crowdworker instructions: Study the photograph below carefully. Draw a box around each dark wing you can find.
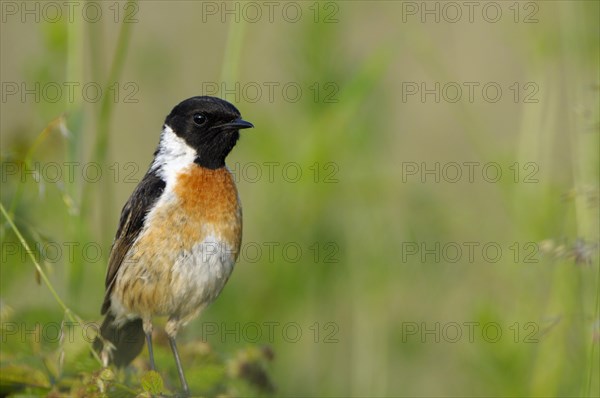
[100,170,165,314]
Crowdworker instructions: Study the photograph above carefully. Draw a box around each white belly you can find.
[170,232,237,315]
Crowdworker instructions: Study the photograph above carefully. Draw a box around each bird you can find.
[94,96,253,396]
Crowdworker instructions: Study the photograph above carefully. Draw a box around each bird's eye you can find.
[193,113,207,126]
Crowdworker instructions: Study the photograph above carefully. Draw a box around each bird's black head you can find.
[164,96,253,169]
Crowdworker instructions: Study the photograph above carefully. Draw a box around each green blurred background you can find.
[1,1,599,396]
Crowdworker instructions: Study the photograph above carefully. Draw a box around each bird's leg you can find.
[143,318,156,371]
[166,320,190,396]
[168,336,190,396]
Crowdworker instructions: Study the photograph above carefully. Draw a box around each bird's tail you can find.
[94,313,145,367]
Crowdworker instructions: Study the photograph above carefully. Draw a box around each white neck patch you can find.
[151,125,196,185]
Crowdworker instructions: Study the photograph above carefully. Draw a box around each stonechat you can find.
[94,96,253,396]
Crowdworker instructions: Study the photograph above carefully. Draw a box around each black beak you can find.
[222,118,254,130]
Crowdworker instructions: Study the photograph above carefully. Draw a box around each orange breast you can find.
[173,165,242,250]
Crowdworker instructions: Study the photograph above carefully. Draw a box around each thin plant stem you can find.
[0,202,102,364]
[83,0,137,242]
[219,18,247,84]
